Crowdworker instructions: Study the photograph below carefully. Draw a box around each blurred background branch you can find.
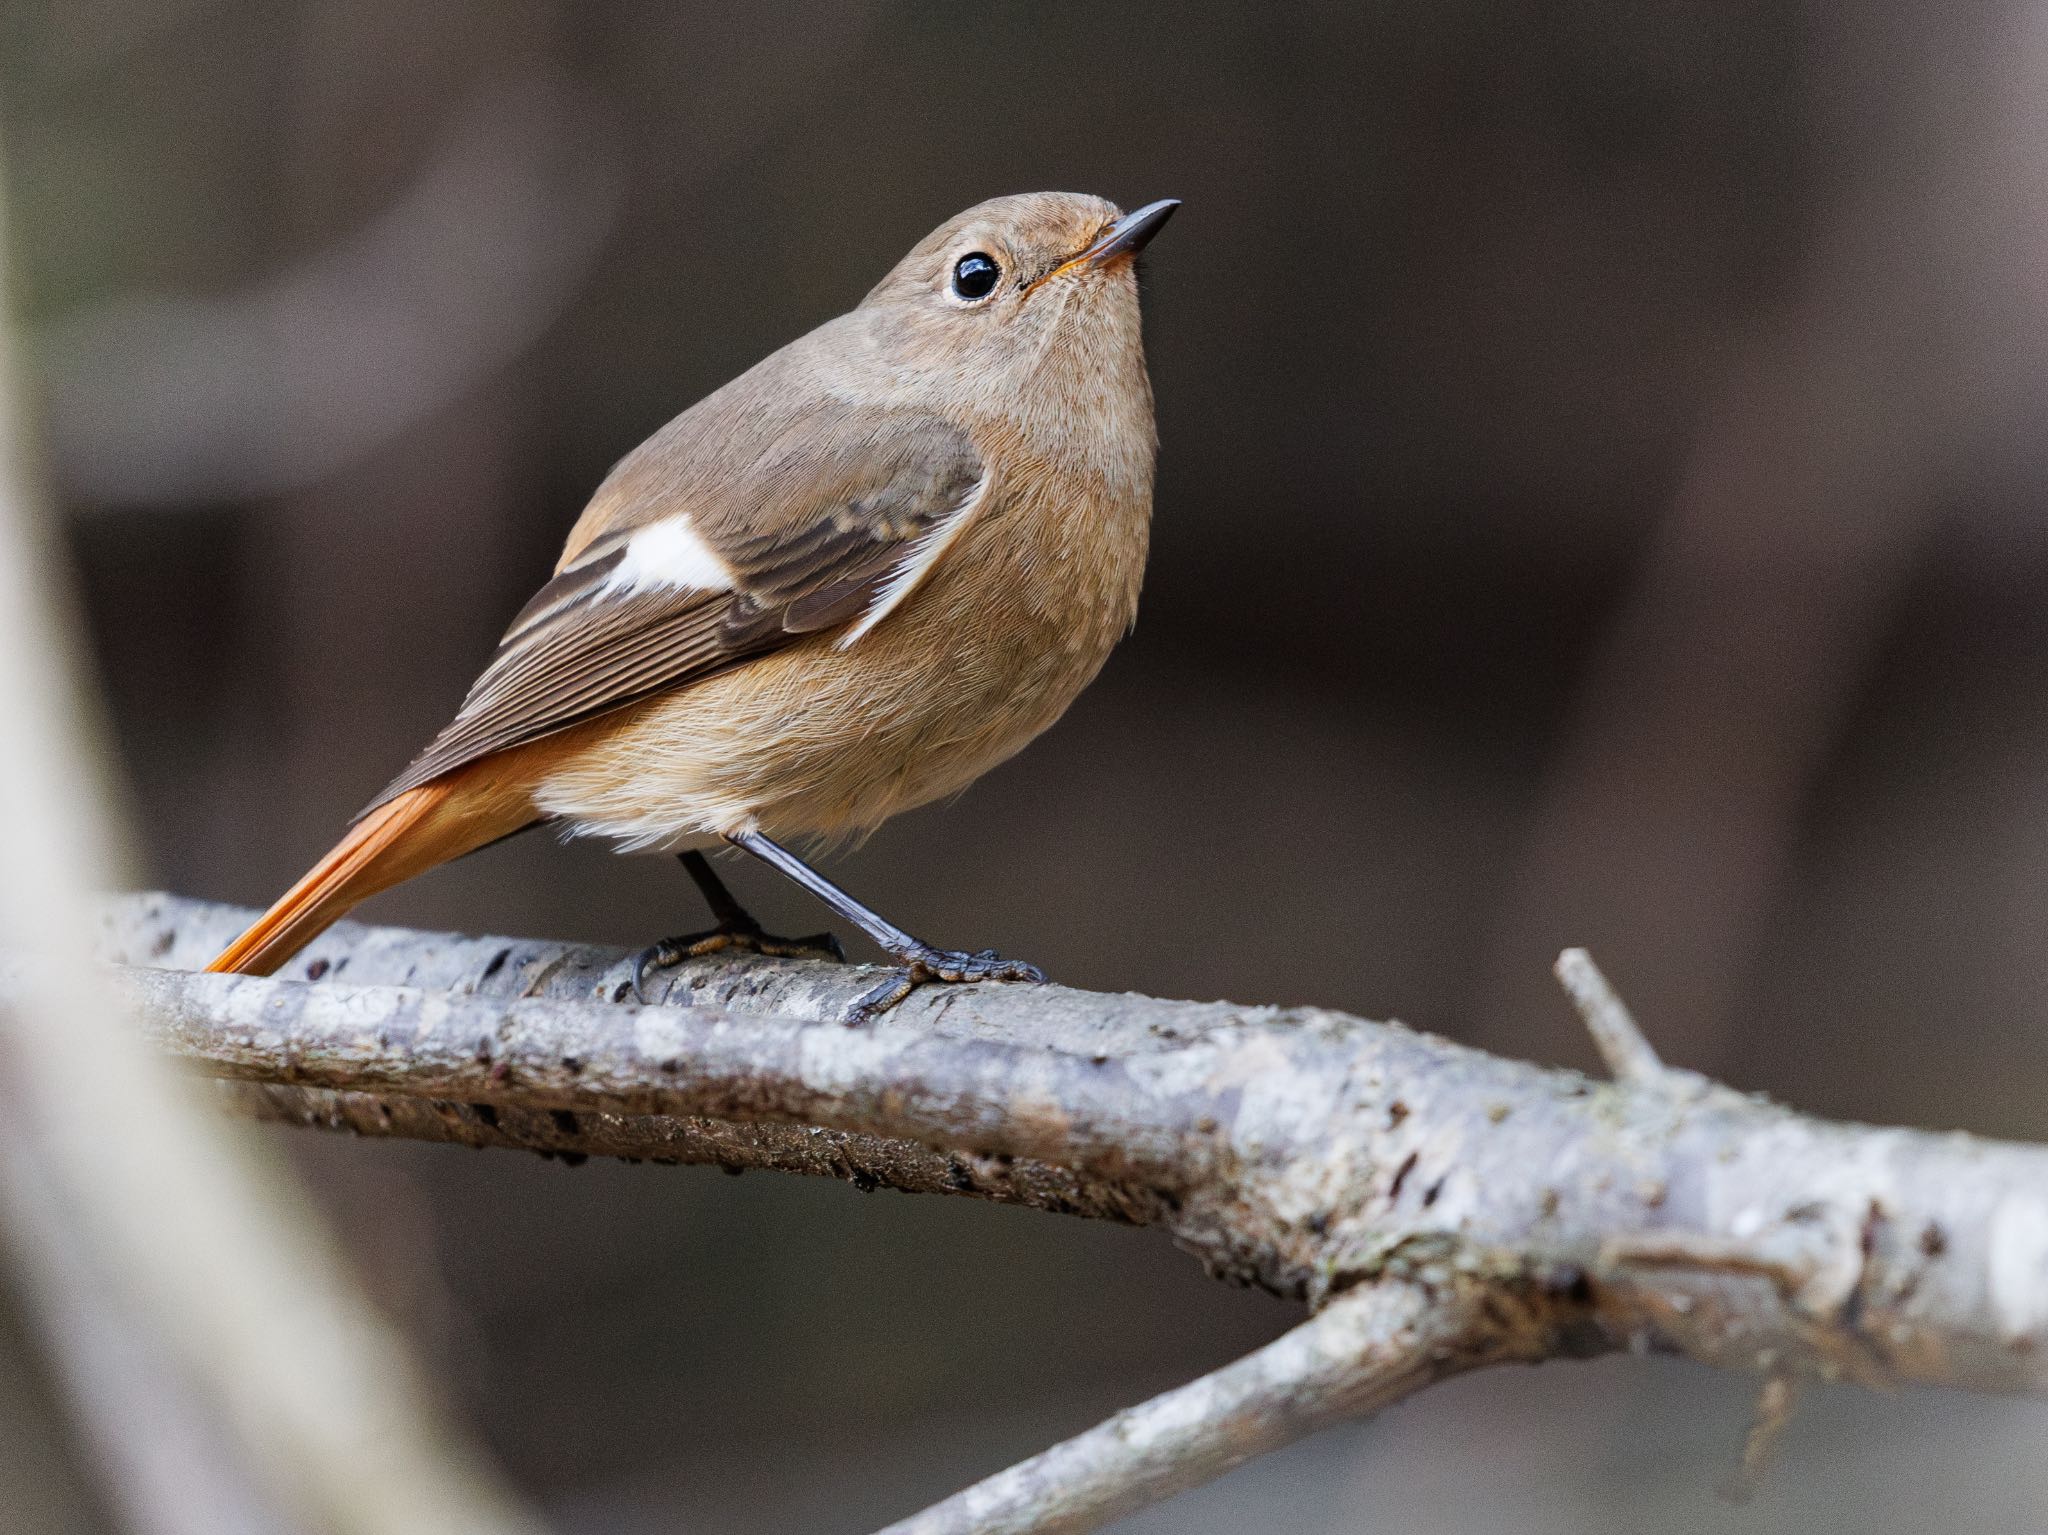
[34,68,623,507]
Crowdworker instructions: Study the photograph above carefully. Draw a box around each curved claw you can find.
[630,942,669,1006]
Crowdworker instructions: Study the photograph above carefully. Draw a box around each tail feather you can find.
[206,771,533,976]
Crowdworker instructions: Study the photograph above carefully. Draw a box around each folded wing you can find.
[368,406,986,809]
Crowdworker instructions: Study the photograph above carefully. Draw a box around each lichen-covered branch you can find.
[77,891,2048,1532]
[99,892,2048,1389]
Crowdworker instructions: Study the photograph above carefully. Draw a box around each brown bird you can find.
[207,191,1177,1018]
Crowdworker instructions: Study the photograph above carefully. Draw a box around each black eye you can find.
[951,252,1001,301]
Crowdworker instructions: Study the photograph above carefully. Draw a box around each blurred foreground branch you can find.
[82,892,2048,1534]
[0,133,539,1533]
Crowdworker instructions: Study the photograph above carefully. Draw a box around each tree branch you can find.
[81,891,2048,1532]
[1553,946,1667,1086]
[870,1281,1504,1535]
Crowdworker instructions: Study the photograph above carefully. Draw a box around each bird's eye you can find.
[950,252,1001,302]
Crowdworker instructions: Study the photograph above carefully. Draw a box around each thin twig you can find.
[1724,1372,1804,1503]
[870,1283,1490,1535]
[1553,947,1666,1084]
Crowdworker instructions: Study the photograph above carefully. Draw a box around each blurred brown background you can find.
[8,0,2048,1528]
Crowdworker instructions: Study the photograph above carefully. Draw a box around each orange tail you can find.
[206,768,536,976]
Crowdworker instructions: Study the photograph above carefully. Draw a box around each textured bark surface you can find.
[98,891,2048,1406]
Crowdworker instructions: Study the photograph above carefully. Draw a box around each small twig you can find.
[869,1283,1487,1535]
[1553,947,1665,1084]
[1723,1371,1804,1502]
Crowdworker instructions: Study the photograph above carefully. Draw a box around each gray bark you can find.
[102,893,2048,1376]
[82,890,2048,1531]
[870,1282,1491,1535]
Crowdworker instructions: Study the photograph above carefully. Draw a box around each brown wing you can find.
[366,408,984,809]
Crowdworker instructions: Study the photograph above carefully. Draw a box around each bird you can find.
[206,190,1177,1020]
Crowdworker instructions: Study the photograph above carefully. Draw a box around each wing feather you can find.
[364,407,985,809]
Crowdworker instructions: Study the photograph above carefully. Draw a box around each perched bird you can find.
[207,191,1176,1018]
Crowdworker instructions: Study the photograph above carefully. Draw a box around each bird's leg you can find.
[630,850,845,1002]
[725,829,1047,1024]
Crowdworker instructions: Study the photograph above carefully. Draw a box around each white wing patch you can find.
[838,473,990,648]
[603,515,735,595]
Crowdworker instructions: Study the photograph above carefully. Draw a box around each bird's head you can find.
[857,191,1177,423]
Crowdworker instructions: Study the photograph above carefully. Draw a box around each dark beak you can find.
[1077,198,1181,268]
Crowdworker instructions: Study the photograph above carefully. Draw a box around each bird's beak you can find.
[1077,199,1180,267]
[1035,199,1181,287]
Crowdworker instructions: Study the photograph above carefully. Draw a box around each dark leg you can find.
[630,850,844,1002]
[676,850,773,935]
[726,829,1046,1023]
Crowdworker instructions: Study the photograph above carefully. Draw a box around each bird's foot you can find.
[631,921,845,1003]
[845,945,1047,1026]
